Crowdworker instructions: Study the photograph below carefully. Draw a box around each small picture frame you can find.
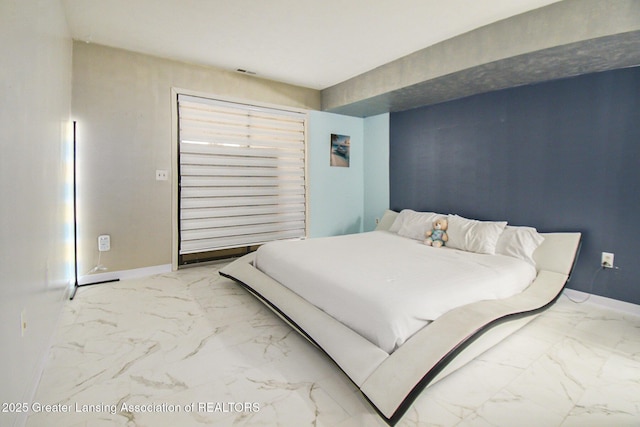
[330,134,350,167]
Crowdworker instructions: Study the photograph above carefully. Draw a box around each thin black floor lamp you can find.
[69,121,119,300]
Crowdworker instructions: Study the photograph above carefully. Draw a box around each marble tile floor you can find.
[27,262,640,427]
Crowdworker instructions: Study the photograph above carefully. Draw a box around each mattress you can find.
[254,230,536,353]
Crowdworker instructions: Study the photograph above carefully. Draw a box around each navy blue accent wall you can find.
[390,67,640,305]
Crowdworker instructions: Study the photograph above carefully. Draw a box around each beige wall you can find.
[0,1,72,425]
[72,42,321,274]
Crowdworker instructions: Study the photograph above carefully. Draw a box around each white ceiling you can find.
[62,0,562,90]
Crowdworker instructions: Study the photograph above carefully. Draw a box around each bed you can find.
[219,210,581,425]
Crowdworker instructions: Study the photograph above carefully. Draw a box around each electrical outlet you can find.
[601,252,614,268]
[156,169,168,181]
[98,235,111,252]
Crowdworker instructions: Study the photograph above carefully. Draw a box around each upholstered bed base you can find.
[219,225,581,425]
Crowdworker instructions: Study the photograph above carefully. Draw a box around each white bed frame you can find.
[219,212,581,425]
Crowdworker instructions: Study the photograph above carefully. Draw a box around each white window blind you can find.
[178,94,307,255]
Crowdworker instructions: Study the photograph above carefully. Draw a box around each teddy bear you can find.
[424,217,449,248]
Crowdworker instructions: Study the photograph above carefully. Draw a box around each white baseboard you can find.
[75,269,639,314]
[78,264,172,285]
[563,289,640,317]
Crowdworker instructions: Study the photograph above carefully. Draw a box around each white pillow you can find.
[446,214,507,254]
[388,209,413,233]
[496,225,545,265]
[390,209,440,240]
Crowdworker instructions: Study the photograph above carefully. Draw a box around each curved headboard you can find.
[375,209,399,231]
[376,210,398,231]
[533,232,582,277]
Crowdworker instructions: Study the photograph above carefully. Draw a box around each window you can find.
[177,94,306,263]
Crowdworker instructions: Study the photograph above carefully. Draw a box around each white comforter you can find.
[254,231,536,354]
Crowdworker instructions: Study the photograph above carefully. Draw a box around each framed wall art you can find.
[330,134,350,167]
